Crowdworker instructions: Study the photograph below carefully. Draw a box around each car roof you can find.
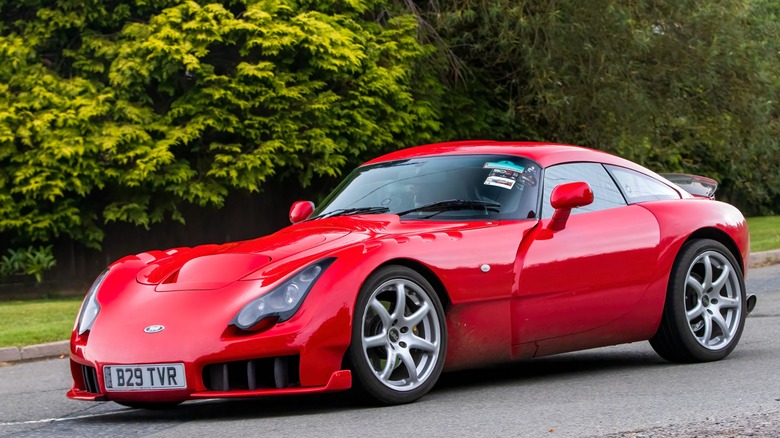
[364,140,650,173]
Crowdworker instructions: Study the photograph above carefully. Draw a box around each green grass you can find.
[0,297,82,348]
[747,216,780,253]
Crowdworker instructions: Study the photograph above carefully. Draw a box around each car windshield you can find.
[311,154,541,220]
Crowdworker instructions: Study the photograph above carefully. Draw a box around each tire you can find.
[650,239,746,363]
[348,265,447,405]
[115,401,182,410]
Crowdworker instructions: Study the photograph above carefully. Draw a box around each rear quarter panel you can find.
[635,198,749,337]
[639,199,749,275]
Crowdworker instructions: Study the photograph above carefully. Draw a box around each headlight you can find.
[232,258,335,331]
[76,269,109,335]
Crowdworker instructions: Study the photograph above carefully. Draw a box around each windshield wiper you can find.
[316,206,390,219]
[397,199,501,219]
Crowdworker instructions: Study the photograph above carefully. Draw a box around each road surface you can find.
[2,264,779,437]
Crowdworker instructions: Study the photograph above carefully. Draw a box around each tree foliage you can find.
[0,0,448,251]
[413,0,780,214]
[2,0,780,277]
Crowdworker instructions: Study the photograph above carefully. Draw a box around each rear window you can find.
[607,166,680,203]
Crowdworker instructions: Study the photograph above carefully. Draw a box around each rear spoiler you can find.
[661,173,718,199]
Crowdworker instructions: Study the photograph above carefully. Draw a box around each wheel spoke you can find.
[370,298,392,326]
[391,282,407,320]
[702,255,714,288]
[686,302,704,321]
[398,349,419,383]
[364,333,387,349]
[407,335,437,352]
[404,301,431,327]
[711,311,730,338]
[686,275,704,295]
[711,265,731,293]
[379,350,396,381]
[717,296,740,309]
[700,313,713,344]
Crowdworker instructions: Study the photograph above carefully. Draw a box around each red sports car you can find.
[68,141,756,407]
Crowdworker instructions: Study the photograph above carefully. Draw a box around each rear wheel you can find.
[348,266,447,405]
[650,239,746,363]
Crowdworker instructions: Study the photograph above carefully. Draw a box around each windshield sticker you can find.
[484,161,525,172]
[484,168,519,190]
[520,164,539,187]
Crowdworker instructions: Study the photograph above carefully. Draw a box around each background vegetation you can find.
[1,0,778,282]
[413,0,780,211]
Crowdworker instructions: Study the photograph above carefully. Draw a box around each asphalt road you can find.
[2,264,779,438]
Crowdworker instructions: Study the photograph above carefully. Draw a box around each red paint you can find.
[289,201,315,223]
[68,141,749,404]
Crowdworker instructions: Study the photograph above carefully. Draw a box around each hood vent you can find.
[137,253,272,291]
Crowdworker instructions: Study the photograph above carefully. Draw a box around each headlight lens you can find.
[76,269,109,335]
[232,258,335,331]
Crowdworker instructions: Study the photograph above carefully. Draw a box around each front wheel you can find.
[650,239,747,363]
[348,266,447,405]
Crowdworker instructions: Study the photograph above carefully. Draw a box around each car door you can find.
[512,162,663,346]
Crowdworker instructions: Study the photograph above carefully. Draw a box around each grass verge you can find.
[747,216,780,253]
[0,297,82,348]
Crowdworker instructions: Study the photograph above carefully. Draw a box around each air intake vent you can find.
[203,356,300,391]
[81,365,100,393]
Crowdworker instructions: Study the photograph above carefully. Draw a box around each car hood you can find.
[128,214,498,291]
[134,224,354,291]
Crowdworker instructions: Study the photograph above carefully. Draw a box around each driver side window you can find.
[541,163,626,219]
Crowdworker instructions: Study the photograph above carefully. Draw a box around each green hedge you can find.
[1,1,779,281]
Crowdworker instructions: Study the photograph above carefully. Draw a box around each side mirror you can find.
[289,201,315,224]
[548,182,593,231]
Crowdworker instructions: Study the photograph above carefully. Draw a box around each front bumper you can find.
[67,326,353,403]
[68,313,353,403]
[66,365,351,402]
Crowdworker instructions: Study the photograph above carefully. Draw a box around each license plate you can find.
[103,363,186,391]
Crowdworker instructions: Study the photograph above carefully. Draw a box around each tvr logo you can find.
[144,325,165,334]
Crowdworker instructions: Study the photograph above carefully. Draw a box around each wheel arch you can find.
[374,258,451,312]
[684,227,745,274]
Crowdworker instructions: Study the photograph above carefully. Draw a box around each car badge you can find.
[144,325,165,334]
